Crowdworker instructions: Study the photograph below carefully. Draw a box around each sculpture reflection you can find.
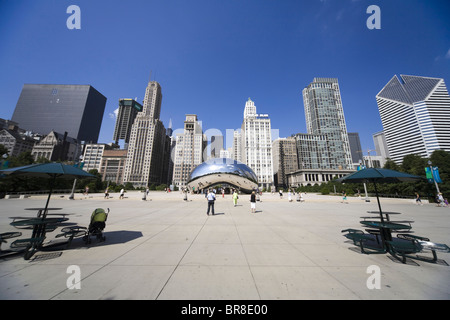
[187,158,258,193]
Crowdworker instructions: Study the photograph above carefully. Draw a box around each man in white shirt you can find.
[206,189,216,215]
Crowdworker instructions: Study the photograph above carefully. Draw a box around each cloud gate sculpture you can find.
[187,158,258,193]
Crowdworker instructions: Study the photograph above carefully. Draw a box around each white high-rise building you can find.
[172,114,207,188]
[123,80,167,187]
[241,98,273,189]
[232,130,242,162]
[376,75,450,163]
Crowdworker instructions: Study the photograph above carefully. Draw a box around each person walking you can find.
[104,188,109,199]
[206,189,216,215]
[232,189,238,207]
[119,188,125,199]
[341,191,348,204]
[437,193,445,207]
[415,192,423,205]
[250,191,256,213]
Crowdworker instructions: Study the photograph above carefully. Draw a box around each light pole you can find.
[367,149,375,168]
[428,160,440,195]
[69,155,83,200]
[359,159,370,202]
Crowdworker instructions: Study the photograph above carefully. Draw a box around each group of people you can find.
[415,192,448,207]
[103,188,125,199]
[205,188,257,215]
[280,189,305,202]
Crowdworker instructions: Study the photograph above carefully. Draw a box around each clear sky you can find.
[1,0,449,155]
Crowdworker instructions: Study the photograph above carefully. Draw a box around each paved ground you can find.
[0,191,449,300]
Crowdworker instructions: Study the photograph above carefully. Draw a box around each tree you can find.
[0,144,8,157]
[8,151,34,167]
[383,158,399,171]
[429,150,450,196]
[401,154,427,176]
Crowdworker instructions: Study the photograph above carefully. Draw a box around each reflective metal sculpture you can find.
[187,158,258,192]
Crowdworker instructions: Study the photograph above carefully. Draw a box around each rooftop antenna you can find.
[149,70,152,82]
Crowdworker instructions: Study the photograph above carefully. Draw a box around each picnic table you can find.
[360,220,412,244]
[7,208,69,259]
[24,207,62,218]
[366,210,401,221]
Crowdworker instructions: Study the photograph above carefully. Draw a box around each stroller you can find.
[84,208,109,244]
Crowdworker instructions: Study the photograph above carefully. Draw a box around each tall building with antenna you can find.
[122,77,169,188]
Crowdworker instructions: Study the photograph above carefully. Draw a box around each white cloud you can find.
[109,108,119,119]
[445,48,450,59]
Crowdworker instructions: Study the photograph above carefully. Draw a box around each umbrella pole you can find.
[373,182,384,223]
[42,175,56,219]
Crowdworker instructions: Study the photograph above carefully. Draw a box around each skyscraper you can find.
[286,78,354,187]
[272,137,298,188]
[113,99,143,146]
[372,131,390,161]
[301,78,353,170]
[12,84,106,143]
[376,75,450,163]
[172,115,206,188]
[123,80,168,187]
[347,132,363,164]
[241,98,273,189]
[210,135,223,159]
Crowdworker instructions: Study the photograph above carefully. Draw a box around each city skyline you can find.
[1,1,449,156]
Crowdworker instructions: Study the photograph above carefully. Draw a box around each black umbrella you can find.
[336,168,425,222]
[0,163,95,218]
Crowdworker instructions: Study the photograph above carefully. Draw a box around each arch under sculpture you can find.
[187,158,258,193]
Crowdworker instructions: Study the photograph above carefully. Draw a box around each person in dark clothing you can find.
[206,189,216,215]
[250,191,256,213]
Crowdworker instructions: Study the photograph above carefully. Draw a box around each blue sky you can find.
[0,0,449,155]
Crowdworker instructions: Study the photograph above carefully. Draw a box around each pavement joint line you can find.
[48,204,200,300]
[155,206,209,300]
[228,201,263,300]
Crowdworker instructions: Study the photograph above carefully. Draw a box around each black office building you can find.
[12,84,107,143]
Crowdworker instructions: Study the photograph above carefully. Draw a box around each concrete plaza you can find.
[0,191,449,300]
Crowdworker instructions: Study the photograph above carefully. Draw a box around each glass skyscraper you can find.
[113,99,143,145]
[376,75,450,163]
[300,78,353,170]
[12,84,106,143]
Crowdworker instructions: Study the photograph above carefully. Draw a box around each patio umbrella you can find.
[0,163,95,218]
[336,168,424,222]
